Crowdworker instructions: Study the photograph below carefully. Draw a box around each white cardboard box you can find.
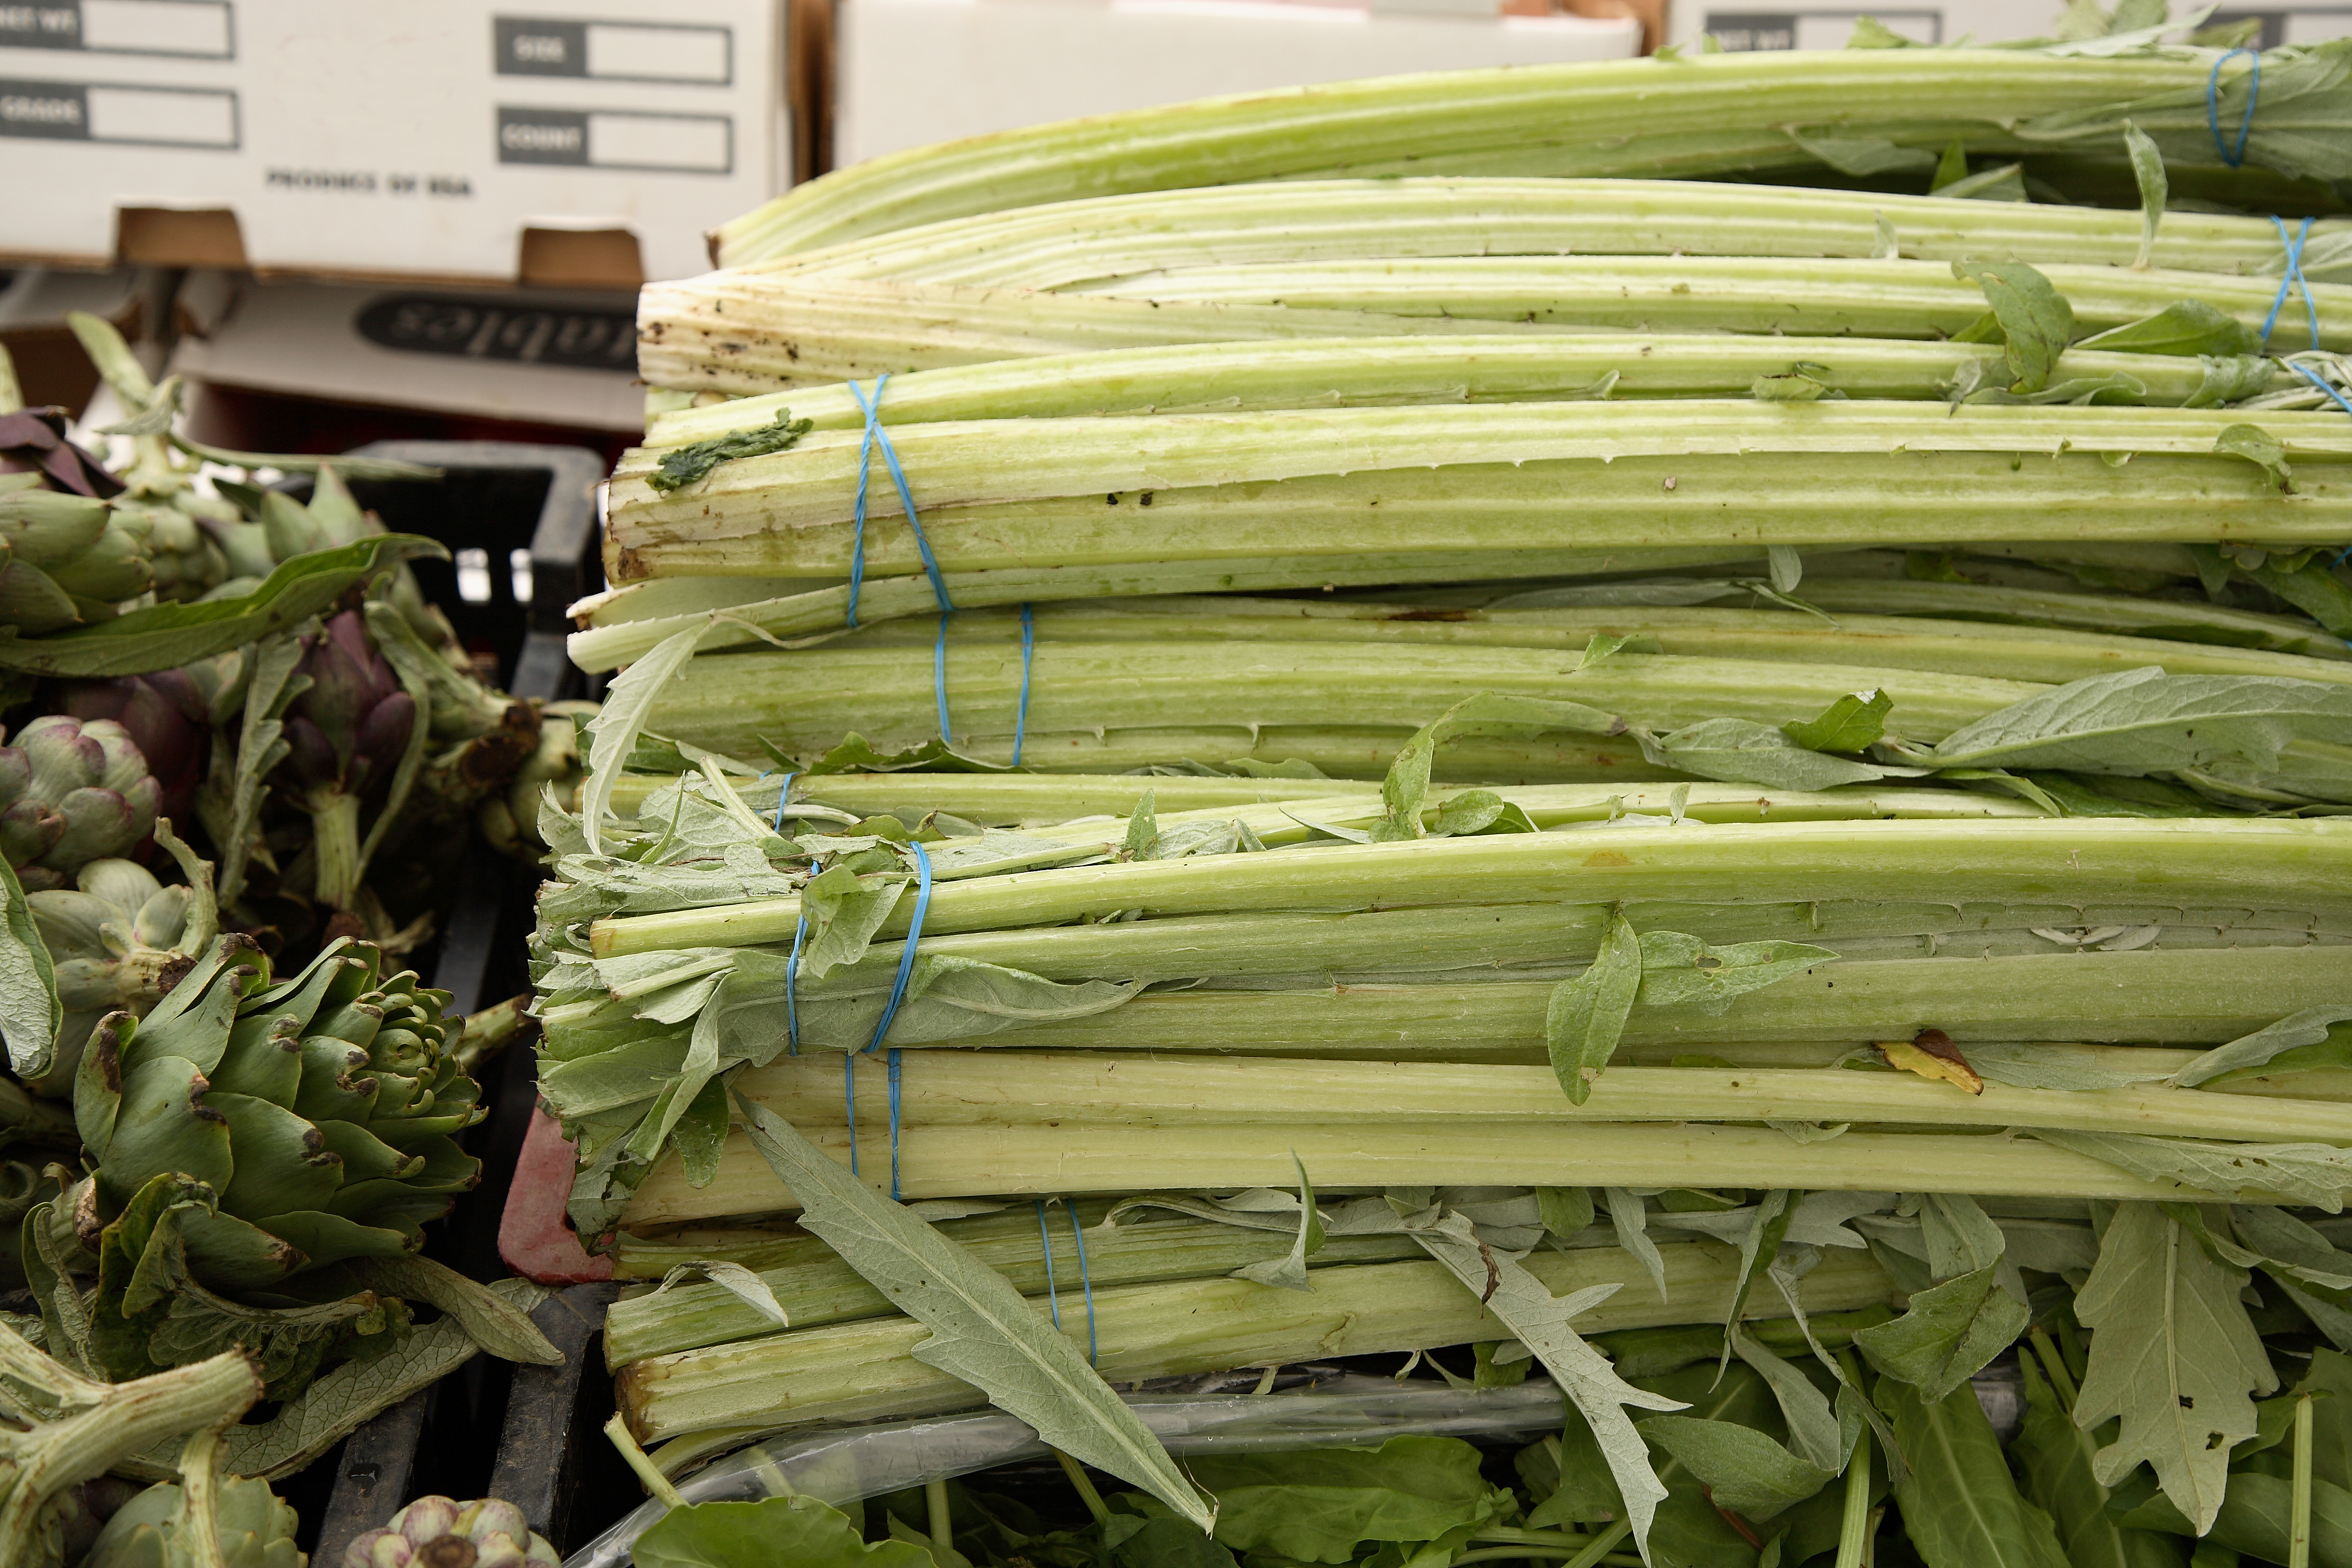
[1662,2,2352,51]
[835,0,1640,167]
[169,275,645,430]
[0,0,787,284]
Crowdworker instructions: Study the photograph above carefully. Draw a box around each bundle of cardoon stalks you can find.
[551,31,2352,1568]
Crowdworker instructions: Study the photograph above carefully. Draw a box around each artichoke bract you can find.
[0,717,161,892]
[65,663,239,832]
[27,856,210,1095]
[86,1466,302,1568]
[71,935,482,1378]
[278,613,416,915]
[343,1496,558,1568]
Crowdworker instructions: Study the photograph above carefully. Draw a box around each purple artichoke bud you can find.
[64,670,209,825]
[280,611,413,800]
[0,717,158,886]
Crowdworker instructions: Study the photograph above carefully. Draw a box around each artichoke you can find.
[277,613,417,914]
[85,1458,301,1568]
[26,853,215,1094]
[65,662,243,831]
[343,1496,557,1568]
[0,408,163,636]
[69,935,482,1392]
[478,702,593,863]
[0,717,161,891]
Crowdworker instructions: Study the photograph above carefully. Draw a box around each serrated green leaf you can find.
[2168,1006,2352,1088]
[1230,1154,1322,1293]
[1782,689,1890,753]
[583,626,706,856]
[734,1096,1215,1530]
[1964,1042,2174,1093]
[2072,1202,2277,1534]
[1952,261,2075,394]
[2040,1129,2352,1209]
[1545,912,1639,1105]
[1637,719,1893,790]
[1854,1265,2028,1401]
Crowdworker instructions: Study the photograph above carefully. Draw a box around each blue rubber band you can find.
[844,1051,859,1178]
[934,611,953,744]
[843,838,933,1195]
[783,911,808,1056]
[1036,1200,1062,1330]
[844,376,954,628]
[772,771,797,834]
[1011,604,1036,767]
[1067,1205,1099,1366]
[2207,46,2260,169]
[2287,360,2352,418]
[2263,215,2319,348]
[886,1047,904,1200]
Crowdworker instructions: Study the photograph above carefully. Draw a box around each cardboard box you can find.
[1663,2,2352,50]
[834,0,1640,166]
[0,1,788,284]
[169,274,644,431]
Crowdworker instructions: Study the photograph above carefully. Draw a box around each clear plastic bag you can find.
[565,1374,1570,1568]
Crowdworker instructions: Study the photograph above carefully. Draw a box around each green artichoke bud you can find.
[27,857,213,1094]
[0,717,162,891]
[68,935,483,1395]
[85,1430,301,1568]
[344,1496,558,1568]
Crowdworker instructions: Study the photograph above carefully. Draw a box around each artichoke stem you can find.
[308,791,366,914]
[0,1336,259,1566]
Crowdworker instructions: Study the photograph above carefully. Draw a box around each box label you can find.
[0,1,235,57]
[496,104,730,173]
[0,76,236,144]
[493,16,730,83]
[1701,9,1940,47]
[355,292,635,371]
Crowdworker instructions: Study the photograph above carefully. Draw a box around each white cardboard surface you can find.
[836,0,1640,166]
[0,0,786,282]
[169,276,645,429]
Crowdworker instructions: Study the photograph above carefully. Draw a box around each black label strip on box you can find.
[495,106,731,174]
[491,16,730,85]
[0,0,236,60]
[355,295,638,373]
[1702,9,1941,48]
[0,76,236,146]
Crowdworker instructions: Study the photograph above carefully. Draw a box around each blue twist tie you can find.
[1036,1200,1062,1329]
[772,770,797,834]
[2263,215,2319,348]
[1011,604,1037,767]
[934,611,954,745]
[1066,1203,1099,1366]
[2287,360,2352,419]
[2207,46,2260,168]
[783,911,808,1056]
[845,375,954,628]
[845,839,934,1191]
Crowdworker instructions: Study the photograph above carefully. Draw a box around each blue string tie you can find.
[846,376,958,745]
[1034,1199,1099,1363]
[1037,1200,1062,1329]
[2207,46,2260,168]
[765,768,807,1056]
[2263,215,2318,348]
[844,838,934,1197]
[1012,603,1037,767]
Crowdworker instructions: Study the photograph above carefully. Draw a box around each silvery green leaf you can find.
[347,1254,562,1364]
[1951,260,2074,394]
[2167,1005,2352,1088]
[1537,1187,1595,1239]
[1639,1415,1834,1524]
[2231,1205,2352,1291]
[798,866,909,979]
[1730,1325,1845,1473]
[2039,1128,2352,1210]
[2215,422,2293,491]
[1853,1263,2029,1400]
[1781,689,1891,753]
[0,858,57,1081]
[650,1259,792,1328]
[582,625,704,856]
[2073,1202,2276,1533]
[1634,932,1837,1016]
[904,1199,1006,1222]
[219,632,307,906]
[1545,912,1640,1103]
[1636,718,1891,790]
[1403,1208,1682,1558]
[1966,1041,2174,1091]
[1278,807,1373,844]
[1717,1191,1797,1375]
[1377,692,1621,839]
[2123,121,2166,268]
[1788,129,1936,176]
[1919,1193,2006,1280]
[1785,1192,1894,1250]
[1928,667,2352,779]
[1428,790,1506,837]
[1231,1155,1324,1292]
[734,1096,1216,1530]
[1996,1219,2101,1277]
[1121,790,1159,860]
[1605,1188,1670,1304]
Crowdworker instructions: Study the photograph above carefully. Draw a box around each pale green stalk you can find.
[642,257,2348,391]
[618,1119,2282,1229]
[716,49,2292,259]
[735,1053,2352,1145]
[615,1234,1899,1443]
[589,815,2352,956]
[638,334,2277,451]
[2293,1392,2316,1568]
[733,178,2342,291]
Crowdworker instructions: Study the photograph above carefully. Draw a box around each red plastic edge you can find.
[498,1106,613,1284]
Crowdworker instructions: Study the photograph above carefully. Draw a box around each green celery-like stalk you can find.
[638,334,2276,453]
[641,258,2342,390]
[729,178,2335,292]
[615,1234,1900,1444]
[617,1119,2293,1230]
[736,1052,2352,1145]
[715,48,2323,259]
[602,1205,1425,1367]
